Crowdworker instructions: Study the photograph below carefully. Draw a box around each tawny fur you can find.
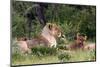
[84,44,95,50]
[17,23,61,53]
[69,33,87,50]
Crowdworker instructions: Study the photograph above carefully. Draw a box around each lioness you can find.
[17,23,62,53]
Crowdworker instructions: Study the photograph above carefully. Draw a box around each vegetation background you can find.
[12,1,96,41]
[11,1,96,66]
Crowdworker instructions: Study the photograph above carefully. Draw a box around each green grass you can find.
[12,54,59,65]
[69,50,95,62]
[11,42,96,66]
[12,49,95,66]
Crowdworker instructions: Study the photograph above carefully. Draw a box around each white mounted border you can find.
[17,0,96,5]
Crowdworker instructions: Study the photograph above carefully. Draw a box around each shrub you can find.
[58,53,71,62]
[57,45,67,50]
[31,46,57,56]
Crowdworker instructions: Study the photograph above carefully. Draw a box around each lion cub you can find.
[69,33,87,50]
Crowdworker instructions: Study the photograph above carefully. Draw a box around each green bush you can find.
[57,45,67,50]
[31,46,57,56]
[58,53,71,62]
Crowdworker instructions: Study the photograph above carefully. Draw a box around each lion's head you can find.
[42,23,62,38]
[41,23,62,47]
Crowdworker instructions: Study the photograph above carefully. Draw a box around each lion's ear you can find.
[48,23,52,30]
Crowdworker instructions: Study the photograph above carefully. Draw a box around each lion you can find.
[17,23,62,53]
[69,33,87,50]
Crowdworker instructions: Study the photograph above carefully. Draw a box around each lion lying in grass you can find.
[17,23,62,53]
[61,33,95,51]
[69,33,87,50]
